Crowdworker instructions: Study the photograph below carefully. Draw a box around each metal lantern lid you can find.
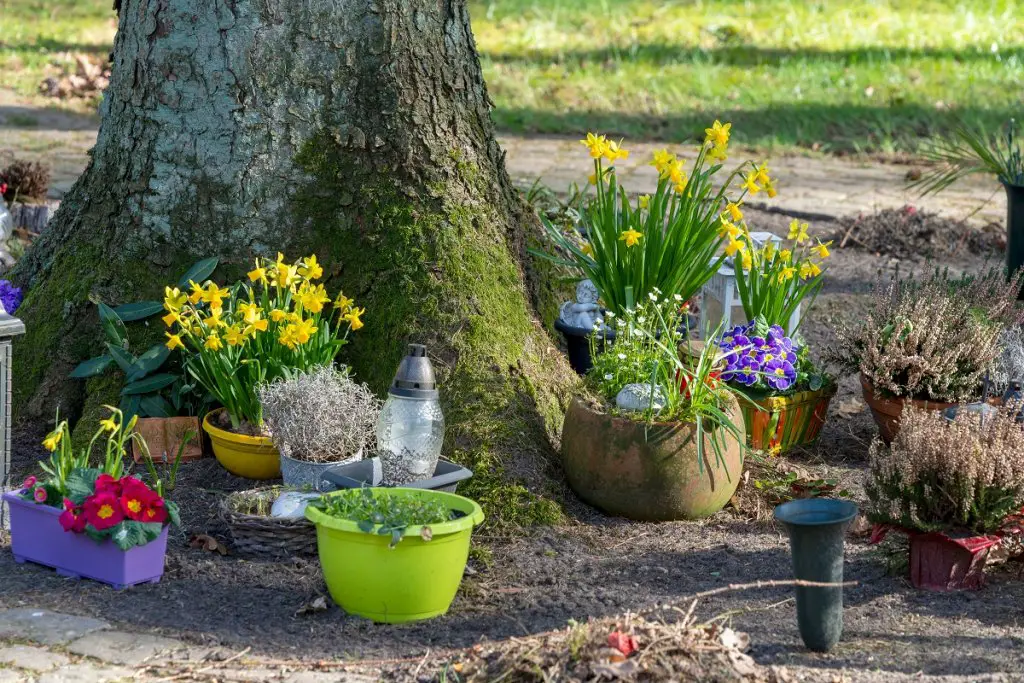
[388,344,439,400]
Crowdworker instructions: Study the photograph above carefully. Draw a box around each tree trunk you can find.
[12,0,576,523]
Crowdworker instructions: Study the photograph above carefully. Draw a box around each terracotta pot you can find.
[561,396,745,521]
[859,374,955,444]
[909,532,999,591]
[741,385,836,454]
[132,416,204,463]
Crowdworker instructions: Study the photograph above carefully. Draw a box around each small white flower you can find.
[648,292,658,302]
[617,353,627,360]
[604,373,613,380]
[637,317,646,324]
[632,329,643,337]
[674,294,683,302]
[605,311,615,318]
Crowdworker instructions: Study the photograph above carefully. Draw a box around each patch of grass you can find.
[4,0,1021,154]
[0,0,115,111]
[469,0,1024,154]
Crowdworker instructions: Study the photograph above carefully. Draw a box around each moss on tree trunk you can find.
[11,0,578,524]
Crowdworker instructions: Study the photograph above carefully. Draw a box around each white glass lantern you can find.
[376,344,445,484]
[699,231,800,335]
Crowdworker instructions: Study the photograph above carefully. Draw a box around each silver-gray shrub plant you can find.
[259,366,381,463]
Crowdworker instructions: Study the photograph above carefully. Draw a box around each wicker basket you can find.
[220,487,318,557]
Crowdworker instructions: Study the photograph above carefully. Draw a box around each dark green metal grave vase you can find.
[774,498,859,652]
[1006,182,1024,298]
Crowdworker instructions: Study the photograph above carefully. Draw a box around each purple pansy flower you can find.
[764,359,796,391]
[0,280,21,315]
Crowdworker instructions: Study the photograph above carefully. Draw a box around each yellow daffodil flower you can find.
[581,243,594,257]
[580,133,609,159]
[188,280,205,304]
[755,163,771,186]
[270,308,287,322]
[777,266,797,283]
[293,318,318,344]
[99,415,118,432]
[248,260,268,284]
[225,326,246,346]
[333,293,354,314]
[740,251,753,270]
[718,219,742,240]
[673,180,688,194]
[705,120,731,148]
[799,262,816,280]
[204,334,224,351]
[650,149,676,176]
[638,194,650,210]
[244,319,268,336]
[165,332,184,351]
[203,310,226,329]
[344,307,365,331]
[42,430,62,452]
[725,201,743,222]
[163,286,187,312]
[201,283,230,309]
[278,326,299,349]
[742,172,760,194]
[296,283,331,314]
[813,240,832,259]
[708,144,728,162]
[237,301,260,319]
[763,241,776,261]
[787,219,809,243]
[298,254,323,280]
[270,253,300,289]
[763,178,778,198]
[619,228,643,248]
[779,248,792,262]
[604,139,629,162]
[162,311,180,328]
[724,238,746,256]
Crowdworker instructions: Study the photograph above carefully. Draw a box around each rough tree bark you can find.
[12,0,576,523]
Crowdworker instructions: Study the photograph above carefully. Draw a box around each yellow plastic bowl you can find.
[202,409,281,480]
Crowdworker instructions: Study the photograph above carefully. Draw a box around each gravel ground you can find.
[2,207,1022,681]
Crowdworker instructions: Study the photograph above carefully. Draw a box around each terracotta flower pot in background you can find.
[909,532,1000,591]
[741,385,836,454]
[860,374,954,444]
[132,416,204,464]
[560,396,745,521]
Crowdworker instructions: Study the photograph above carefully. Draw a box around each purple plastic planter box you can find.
[3,492,169,590]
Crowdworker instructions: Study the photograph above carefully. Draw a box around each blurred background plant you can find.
[912,118,1024,195]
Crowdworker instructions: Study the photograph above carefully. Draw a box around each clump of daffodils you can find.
[163,253,362,429]
[729,217,831,334]
[538,121,781,316]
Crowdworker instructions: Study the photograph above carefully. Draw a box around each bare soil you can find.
[2,207,1023,682]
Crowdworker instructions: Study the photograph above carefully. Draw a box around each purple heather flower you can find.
[0,280,22,315]
[764,359,796,391]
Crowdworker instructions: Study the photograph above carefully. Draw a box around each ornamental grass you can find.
[830,268,1024,402]
[867,404,1024,535]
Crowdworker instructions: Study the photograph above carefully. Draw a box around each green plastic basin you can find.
[304,487,484,623]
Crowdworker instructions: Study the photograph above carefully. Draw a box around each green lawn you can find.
[0,0,115,111]
[2,0,1023,154]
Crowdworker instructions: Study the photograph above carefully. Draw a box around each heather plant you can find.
[867,405,1024,534]
[259,366,381,464]
[830,268,1024,402]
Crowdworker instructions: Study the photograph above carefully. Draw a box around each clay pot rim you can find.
[859,373,959,405]
[569,395,738,430]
